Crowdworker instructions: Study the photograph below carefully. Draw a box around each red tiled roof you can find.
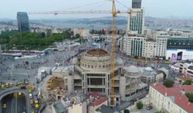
[151,83,193,113]
[88,92,108,107]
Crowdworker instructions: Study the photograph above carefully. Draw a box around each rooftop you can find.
[151,83,193,113]
[86,49,109,57]
[53,101,67,113]
[88,92,108,107]
[124,65,140,73]
[188,66,193,70]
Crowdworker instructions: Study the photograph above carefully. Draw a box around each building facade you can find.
[132,0,142,9]
[128,8,144,35]
[17,12,30,32]
[67,49,147,106]
[155,36,168,58]
[149,83,193,113]
[142,39,156,58]
[123,35,145,57]
[179,63,193,78]
[166,38,193,60]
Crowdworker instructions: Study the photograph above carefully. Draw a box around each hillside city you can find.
[0,0,193,113]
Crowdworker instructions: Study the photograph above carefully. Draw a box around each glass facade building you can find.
[128,9,144,34]
[130,37,144,57]
[17,12,30,32]
[132,0,142,9]
[167,38,193,50]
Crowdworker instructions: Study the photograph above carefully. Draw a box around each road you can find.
[1,93,26,113]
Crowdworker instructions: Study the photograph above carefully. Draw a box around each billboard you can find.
[166,49,193,61]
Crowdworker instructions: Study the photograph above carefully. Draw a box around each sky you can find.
[0,0,193,19]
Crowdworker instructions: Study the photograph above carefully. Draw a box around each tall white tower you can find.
[127,0,144,35]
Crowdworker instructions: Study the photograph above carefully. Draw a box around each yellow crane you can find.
[110,0,117,106]
[29,0,128,106]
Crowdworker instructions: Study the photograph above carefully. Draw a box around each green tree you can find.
[185,92,193,103]
[0,30,74,50]
[183,80,192,85]
[163,79,174,88]
[136,101,143,110]
[124,109,130,113]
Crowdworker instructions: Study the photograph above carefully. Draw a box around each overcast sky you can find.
[0,0,193,19]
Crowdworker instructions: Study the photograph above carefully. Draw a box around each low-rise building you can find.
[52,93,87,113]
[179,62,193,77]
[149,83,193,113]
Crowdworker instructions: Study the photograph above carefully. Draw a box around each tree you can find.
[183,80,192,85]
[0,30,74,50]
[136,101,143,109]
[185,93,193,103]
[163,79,174,88]
[124,109,130,113]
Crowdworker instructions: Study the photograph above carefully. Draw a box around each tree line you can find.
[0,29,80,50]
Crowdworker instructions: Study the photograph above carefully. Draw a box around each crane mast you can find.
[110,0,117,106]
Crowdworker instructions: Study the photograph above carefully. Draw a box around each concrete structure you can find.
[179,63,193,77]
[52,93,87,113]
[66,49,148,106]
[140,67,157,85]
[121,65,148,101]
[42,66,70,101]
[155,36,168,58]
[36,67,52,83]
[142,39,156,58]
[17,12,30,32]
[122,35,145,57]
[149,83,193,113]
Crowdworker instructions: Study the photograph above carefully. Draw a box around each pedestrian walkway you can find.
[42,105,52,113]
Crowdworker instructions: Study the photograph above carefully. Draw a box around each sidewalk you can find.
[42,105,52,113]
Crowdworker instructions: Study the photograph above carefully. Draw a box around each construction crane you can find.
[110,0,117,106]
[29,0,128,106]
[29,10,129,15]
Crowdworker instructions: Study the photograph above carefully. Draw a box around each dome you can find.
[125,65,139,73]
[80,49,111,71]
[117,57,124,65]
[145,67,153,71]
[86,49,109,57]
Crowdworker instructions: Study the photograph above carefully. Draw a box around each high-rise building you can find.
[123,35,144,57]
[155,36,168,58]
[17,12,30,32]
[132,0,142,9]
[142,39,156,58]
[128,1,144,34]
